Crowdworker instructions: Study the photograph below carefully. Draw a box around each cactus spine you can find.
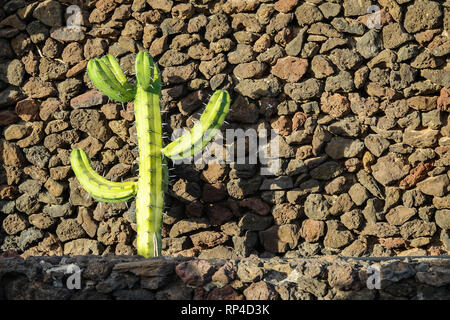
[70,52,230,258]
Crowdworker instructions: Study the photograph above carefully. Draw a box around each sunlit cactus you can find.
[70,51,231,258]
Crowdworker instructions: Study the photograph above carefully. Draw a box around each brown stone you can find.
[358,7,393,27]
[190,231,228,248]
[320,92,351,118]
[300,219,325,243]
[15,99,39,121]
[66,60,87,78]
[399,162,434,190]
[77,207,98,238]
[169,219,210,238]
[147,0,173,12]
[274,0,299,13]
[327,264,357,290]
[272,203,301,225]
[175,260,215,287]
[0,185,17,200]
[379,237,406,249]
[271,57,308,82]
[292,112,308,131]
[207,204,234,226]
[371,153,409,186]
[211,261,237,284]
[162,62,197,84]
[386,206,417,226]
[415,29,441,45]
[2,214,26,235]
[223,0,259,14]
[44,178,64,197]
[201,162,226,183]
[239,197,271,216]
[233,61,266,79]
[243,281,278,300]
[1,140,24,166]
[56,219,86,242]
[202,182,227,203]
[149,35,168,57]
[21,50,38,75]
[407,96,437,111]
[29,213,56,230]
[4,124,29,141]
[417,175,449,197]
[311,55,335,79]
[437,88,450,112]
[0,110,19,126]
[207,286,244,300]
[23,77,56,98]
[271,116,292,136]
[253,34,271,53]
[186,201,204,218]
[187,43,213,61]
[72,137,103,158]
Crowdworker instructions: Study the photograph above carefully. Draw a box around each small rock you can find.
[271,57,308,82]
[417,174,449,197]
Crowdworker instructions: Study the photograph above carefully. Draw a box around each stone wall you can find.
[1,254,450,300]
[0,0,449,259]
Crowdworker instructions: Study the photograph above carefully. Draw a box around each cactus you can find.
[70,52,231,258]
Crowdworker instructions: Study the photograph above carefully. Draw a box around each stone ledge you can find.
[0,254,449,300]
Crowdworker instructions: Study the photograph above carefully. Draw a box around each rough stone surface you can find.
[0,0,449,259]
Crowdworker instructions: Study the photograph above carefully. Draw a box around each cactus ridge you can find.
[71,51,230,257]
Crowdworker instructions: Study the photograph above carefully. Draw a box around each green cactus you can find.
[70,51,231,258]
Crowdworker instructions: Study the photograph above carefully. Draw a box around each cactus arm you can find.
[101,55,129,86]
[87,58,135,103]
[134,52,164,258]
[70,148,137,202]
[161,90,230,160]
[135,51,161,93]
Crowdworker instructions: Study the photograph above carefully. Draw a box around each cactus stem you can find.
[147,129,162,134]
